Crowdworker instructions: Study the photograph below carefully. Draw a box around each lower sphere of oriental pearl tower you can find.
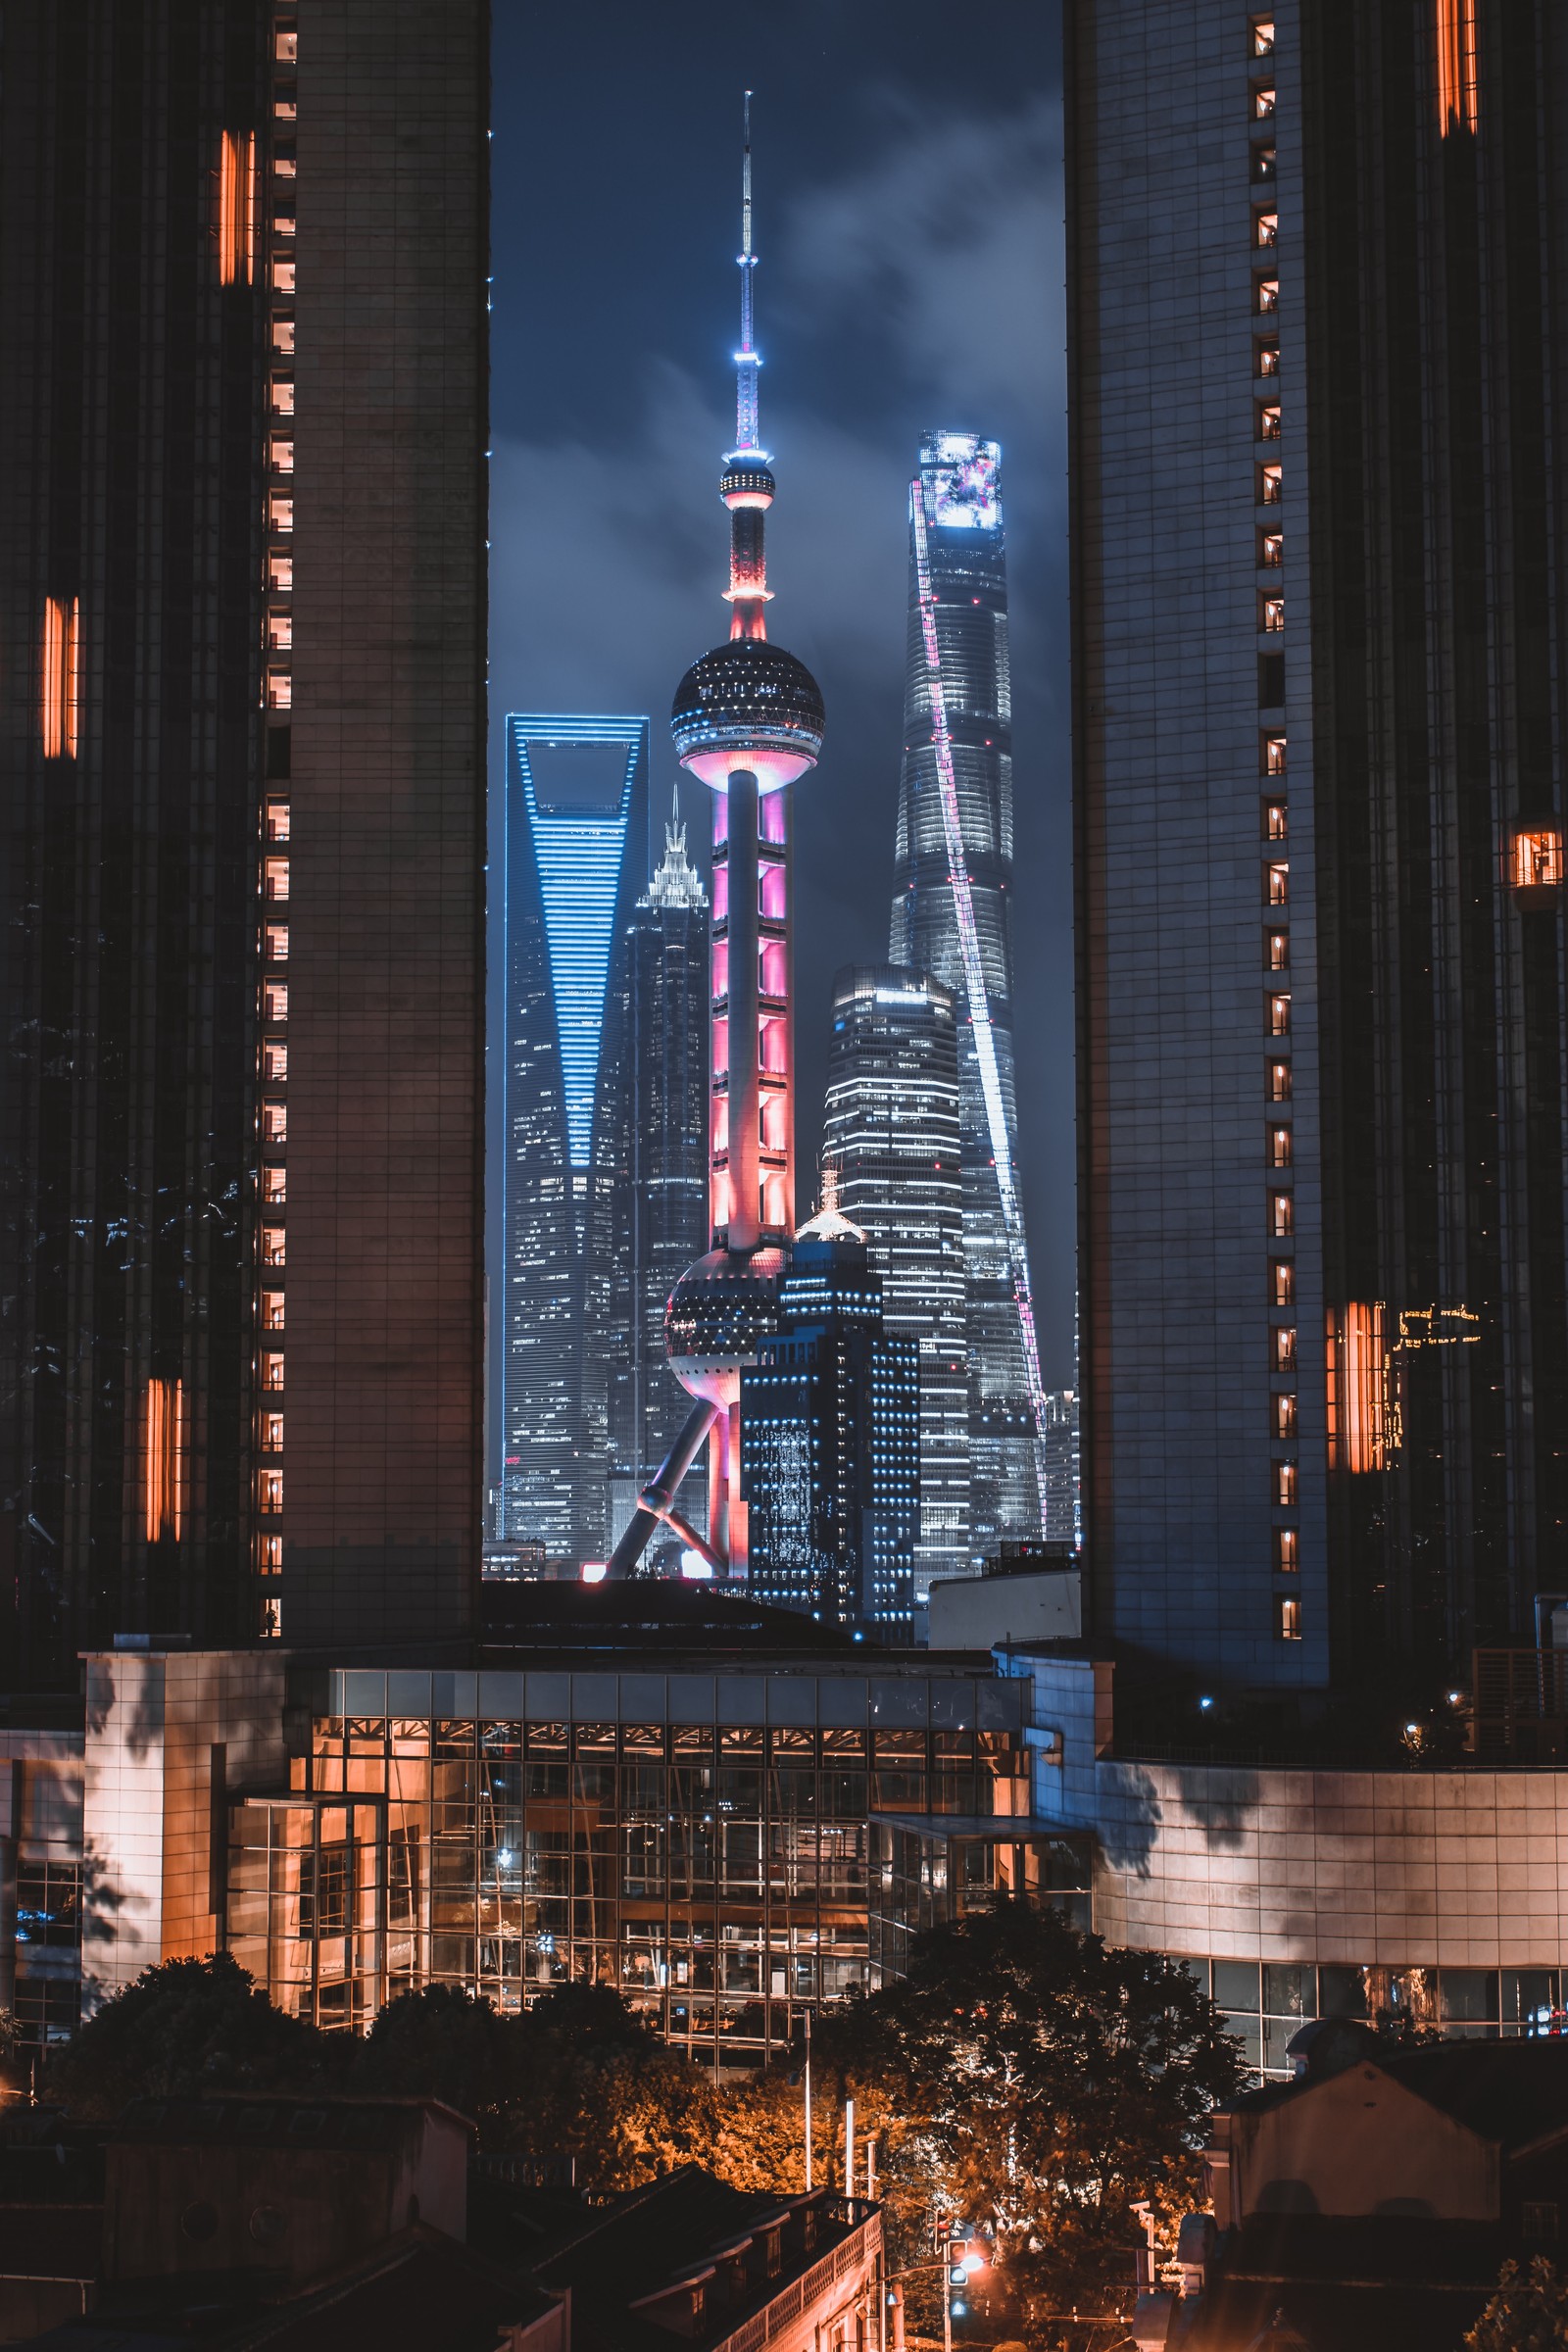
[663,96,823,1580]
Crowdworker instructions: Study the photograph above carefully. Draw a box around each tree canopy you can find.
[1468,2257,1568,2351]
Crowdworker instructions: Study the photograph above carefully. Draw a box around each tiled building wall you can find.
[1068,0,1327,1686]
[284,1,488,1644]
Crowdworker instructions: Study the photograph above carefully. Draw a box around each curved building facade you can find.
[890,433,1040,1557]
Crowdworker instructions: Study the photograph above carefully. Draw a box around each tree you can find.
[358,1984,529,2133]
[815,1901,1248,2345]
[46,1952,330,2119]
[1468,2257,1568,2350]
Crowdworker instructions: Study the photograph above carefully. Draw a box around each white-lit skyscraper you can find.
[890,432,1045,1558]
[822,964,969,1596]
[500,714,648,1557]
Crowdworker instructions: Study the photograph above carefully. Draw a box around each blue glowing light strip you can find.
[511,715,644,1170]
[910,482,1051,1528]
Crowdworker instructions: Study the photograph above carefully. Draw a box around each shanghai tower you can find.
[891,433,1045,1554]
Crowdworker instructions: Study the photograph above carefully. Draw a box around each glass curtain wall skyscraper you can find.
[501,716,648,1559]
[821,965,969,1594]
[612,792,710,1548]
[891,433,1043,1557]
[1069,0,1568,1706]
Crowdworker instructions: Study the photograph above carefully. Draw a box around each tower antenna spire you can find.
[735,91,761,460]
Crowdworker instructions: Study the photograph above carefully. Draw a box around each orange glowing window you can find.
[1268,1060,1293,1102]
[218,130,257,286]
[1273,1325,1297,1371]
[270,379,295,416]
[1253,86,1276,119]
[259,1536,282,1574]
[1268,931,1289,971]
[261,1353,285,1393]
[40,596,79,760]
[1258,404,1282,441]
[1512,829,1563,892]
[264,857,290,903]
[271,259,296,295]
[144,1377,185,1544]
[1255,212,1279,250]
[262,1290,285,1331]
[1267,862,1289,906]
[266,802,290,843]
[1274,1393,1298,1438]
[269,554,294,592]
[1258,344,1280,376]
[1251,17,1275,56]
[270,495,294,533]
[1327,1300,1389,1472]
[265,922,289,962]
[263,1041,287,1082]
[264,982,288,1026]
[1270,1126,1293,1168]
[262,1164,286,1202]
[262,1412,284,1452]
[275,28,298,64]
[1274,1526,1298,1572]
[270,436,294,474]
[1271,1259,1295,1307]
[261,1225,285,1266]
[1275,1460,1298,1506]
[1271,1191,1294,1237]
[1277,1594,1302,1642]
[272,319,296,356]
[1264,799,1288,839]
[258,1469,283,1514]
[263,1102,287,1145]
[1264,733,1287,774]
[1269,993,1292,1036]
[1436,0,1477,135]
[1256,280,1280,316]
[1261,595,1286,633]
[266,669,292,711]
[268,614,292,651]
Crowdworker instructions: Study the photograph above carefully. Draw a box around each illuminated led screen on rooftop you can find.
[924,432,1002,530]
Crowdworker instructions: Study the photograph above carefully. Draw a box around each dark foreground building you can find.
[0,1,488,1676]
[1069,0,1568,1706]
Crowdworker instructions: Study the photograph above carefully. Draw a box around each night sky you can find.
[488,0,1074,1388]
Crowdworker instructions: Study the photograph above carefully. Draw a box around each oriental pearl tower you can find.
[606,98,823,1582]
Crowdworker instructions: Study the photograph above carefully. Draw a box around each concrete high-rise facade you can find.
[822,965,969,1593]
[890,433,1045,1558]
[500,716,648,1560]
[0,0,488,1675]
[1069,0,1568,1710]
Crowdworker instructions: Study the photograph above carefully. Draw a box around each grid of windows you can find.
[1182,1954,1568,2080]
[229,1709,1036,2063]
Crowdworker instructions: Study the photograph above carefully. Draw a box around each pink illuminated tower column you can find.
[606,99,823,1582]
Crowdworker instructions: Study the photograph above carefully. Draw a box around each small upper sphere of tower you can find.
[720,461,775,511]
[671,638,825,792]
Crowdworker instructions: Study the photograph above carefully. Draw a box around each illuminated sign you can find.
[923,432,1001,531]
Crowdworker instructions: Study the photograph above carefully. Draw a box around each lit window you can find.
[263,1042,287,1082]
[1255,212,1279,249]
[1251,144,1277,183]
[266,802,290,843]
[1271,1259,1296,1307]
[270,495,293,533]
[1273,1325,1297,1371]
[1270,1125,1293,1168]
[267,669,291,710]
[1263,804,1289,845]
[263,1103,287,1145]
[262,1228,285,1272]
[1326,1300,1390,1473]
[1267,862,1289,906]
[265,923,288,962]
[258,1469,283,1512]
[258,1534,282,1574]
[262,1352,285,1392]
[1260,463,1283,504]
[1511,829,1564,892]
[270,259,295,294]
[264,857,290,903]
[262,1165,286,1202]
[268,613,292,651]
[264,981,288,1023]
[273,94,296,123]
[217,129,257,288]
[1277,1594,1302,1641]
[40,595,80,760]
[1274,1526,1298,1572]
[1251,17,1275,55]
[262,1290,285,1330]
[1274,1392,1298,1437]
[1436,0,1478,137]
[1258,344,1280,377]
[1258,404,1282,441]
[270,379,294,416]
[1275,1460,1298,1505]
[1269,994,1292,1036]
[269,553,293,592]
[273,153,297,182]
[262,1412,284,1450]
[1261,595,1286,633]
[1268,1060,1292,1102]
[270,436,294,474]
[273,212,296,239]
[272,318,295,355]
[1268,931,1290,972]
[1254,85,1276,117]
[1256,278,1280,315]
[275,28,298,62]
[1264,733,1287,773]
[1271,1191,1294,1237]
